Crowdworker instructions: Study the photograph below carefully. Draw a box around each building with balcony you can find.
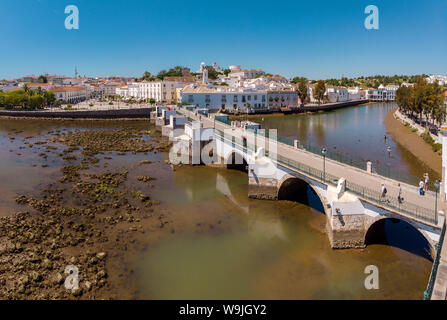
[366,85,398,101]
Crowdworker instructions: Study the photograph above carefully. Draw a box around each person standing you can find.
[419,180,425,196]
[424,173,429,191]
[381,184,387,201]
[397,183,402,203]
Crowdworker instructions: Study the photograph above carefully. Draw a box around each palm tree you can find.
[23,84,30,95]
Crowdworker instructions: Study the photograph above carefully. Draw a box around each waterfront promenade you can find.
[0,106,153,119]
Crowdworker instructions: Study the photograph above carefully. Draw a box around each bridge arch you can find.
[225,151,248,173]
[277,174,327,214]
[364,215,434,259]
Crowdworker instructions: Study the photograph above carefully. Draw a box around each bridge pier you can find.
[248,176,278,200]
[327,210,368,249]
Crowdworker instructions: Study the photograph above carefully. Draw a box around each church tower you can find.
[202,68,208,84]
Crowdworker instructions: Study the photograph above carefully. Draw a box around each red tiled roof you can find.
[51,86,85,92]
[28,83,51,87]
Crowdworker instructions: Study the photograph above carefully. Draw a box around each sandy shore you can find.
[384,108,442,174]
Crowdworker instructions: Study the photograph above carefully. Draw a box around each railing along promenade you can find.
[177,107,442,228]
[424,221,446,299]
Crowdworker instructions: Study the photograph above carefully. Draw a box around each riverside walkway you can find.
[178,107,445,230]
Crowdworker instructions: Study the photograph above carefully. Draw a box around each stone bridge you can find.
[159,107,446,253]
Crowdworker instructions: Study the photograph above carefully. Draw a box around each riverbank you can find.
[0,107,153,120]
[384,108,442,174]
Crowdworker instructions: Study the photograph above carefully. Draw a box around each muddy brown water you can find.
[0,115,433,299]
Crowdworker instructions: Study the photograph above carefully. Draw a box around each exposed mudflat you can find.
[384,108,442,174]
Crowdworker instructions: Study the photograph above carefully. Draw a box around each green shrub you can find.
[421,131,442,154]
[89,103,94,107]
[433,143,442,154]
[109,102,113,105]
[421,131,434,144]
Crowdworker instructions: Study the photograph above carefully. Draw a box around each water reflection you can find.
[216,173,249,215]
[135,166,432,300]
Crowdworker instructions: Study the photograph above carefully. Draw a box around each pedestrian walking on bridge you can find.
[419,180,425,196]
[397,183,402,204]
[381,183,387,202]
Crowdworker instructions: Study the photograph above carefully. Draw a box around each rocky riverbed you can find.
[0,121,175,299]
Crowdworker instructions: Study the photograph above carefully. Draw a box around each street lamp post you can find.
[322,148,327,182]
[386,146,392,177]
[435,180,439,225]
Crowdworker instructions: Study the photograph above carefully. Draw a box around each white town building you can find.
[181,84,267,112]
[347,87,366,101]
[116,85,129,98]
[426,75,447,86]
[308,85,350,103]
[366,85,398,101]
[51,86,87,104]
[118,76,195,103]
[266,90,299,109]
[229,68,265,80]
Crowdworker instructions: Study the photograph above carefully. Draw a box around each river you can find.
[0,103,435,299]
[258,103,440,186]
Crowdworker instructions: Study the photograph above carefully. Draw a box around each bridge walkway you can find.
[178,108,444,229]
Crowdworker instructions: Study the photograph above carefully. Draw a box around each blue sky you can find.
[1,0,446,79]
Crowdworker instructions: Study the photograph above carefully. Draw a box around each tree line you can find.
[139,65,227,82]
[0,85,56,109]
[293,77,326,106]
[395,76,445,127]
[292,74,432,90]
